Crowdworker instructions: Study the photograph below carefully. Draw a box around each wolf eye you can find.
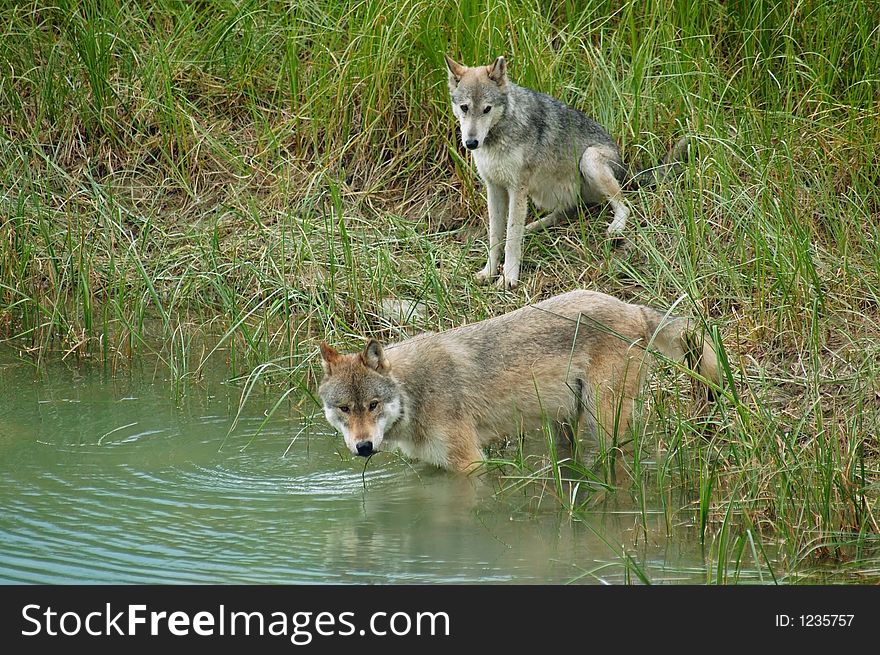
[368,400,378,411]
[460,104,468,113]
[338,405,350,414]
[483,105,491,113]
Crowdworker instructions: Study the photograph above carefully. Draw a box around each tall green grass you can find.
[1,0,878,581]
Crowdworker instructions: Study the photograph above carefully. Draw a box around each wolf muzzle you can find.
[355,441,374,457]
[465,139,479,150]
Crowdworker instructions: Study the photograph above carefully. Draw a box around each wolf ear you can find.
[445,54,466,91]
[361,339,390,374]
[487,56,507,87]
[319,342,341,376]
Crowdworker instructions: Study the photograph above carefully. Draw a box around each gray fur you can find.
[445,54,689,288]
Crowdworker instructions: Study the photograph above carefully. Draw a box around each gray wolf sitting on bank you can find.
[445,54,689,289]
[318,290,718,473]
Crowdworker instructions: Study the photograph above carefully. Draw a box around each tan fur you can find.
[318,290,720,472]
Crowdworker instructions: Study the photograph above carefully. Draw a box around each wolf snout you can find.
[355,441,374,457]
[465,138,479,150]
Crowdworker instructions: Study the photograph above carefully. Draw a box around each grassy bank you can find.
[1,0,878,580]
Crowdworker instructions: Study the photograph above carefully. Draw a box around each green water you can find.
[0,354,762,584]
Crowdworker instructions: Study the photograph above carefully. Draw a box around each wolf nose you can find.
[465,139,479,150]
[356,441,374,457]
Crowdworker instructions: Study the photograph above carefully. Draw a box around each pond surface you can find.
[0,353,767,584]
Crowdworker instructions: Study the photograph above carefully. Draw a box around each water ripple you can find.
[0,360,736,584]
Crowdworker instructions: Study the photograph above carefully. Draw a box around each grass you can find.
[1,0,878,582]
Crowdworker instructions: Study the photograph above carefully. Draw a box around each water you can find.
[0,353,758,584]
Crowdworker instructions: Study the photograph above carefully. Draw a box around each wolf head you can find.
[318,340,403,458]
[445,54,509,151]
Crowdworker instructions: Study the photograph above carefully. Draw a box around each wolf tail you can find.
[628,136,691,190]
[640,305,720,399]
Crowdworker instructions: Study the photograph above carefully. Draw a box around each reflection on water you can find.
[0,354,763,584]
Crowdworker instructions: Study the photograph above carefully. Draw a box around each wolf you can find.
[318,289,719,473]
[445,54,689,289]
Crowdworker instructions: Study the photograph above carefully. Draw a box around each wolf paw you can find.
[495,274,518,290]
[475,265,495,284]
[606,220,625,236]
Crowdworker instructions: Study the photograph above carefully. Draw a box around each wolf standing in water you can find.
[318,290,718,473]
[445,55,688,289]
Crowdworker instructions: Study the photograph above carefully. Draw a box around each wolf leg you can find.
[579,146,629,235]
[564,378,599,461]
[524,205,580,233]
[497,185,528,289]
[445,423,484,473]
[476,181,508,283]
